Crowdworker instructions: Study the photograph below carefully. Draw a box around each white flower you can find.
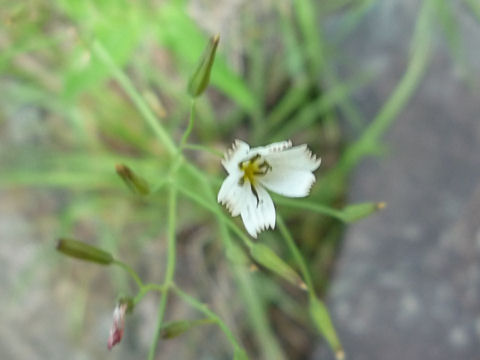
[217,140,321,238]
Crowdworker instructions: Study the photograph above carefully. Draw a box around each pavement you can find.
[315,1,480,359]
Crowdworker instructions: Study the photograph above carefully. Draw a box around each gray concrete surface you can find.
[316,1,480,359]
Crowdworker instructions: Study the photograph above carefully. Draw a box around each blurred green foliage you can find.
[0,0,475,358]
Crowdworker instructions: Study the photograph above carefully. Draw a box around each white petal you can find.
[217,174,249,216]
[252,140,292,156]
[259,168,316,197]
[240,185,275,238]
[263,144,321,172]
[221,139,250,174]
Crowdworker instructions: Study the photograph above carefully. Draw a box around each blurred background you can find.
[1,0,480,359]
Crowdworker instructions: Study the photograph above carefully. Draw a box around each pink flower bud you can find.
[108,302,128,350]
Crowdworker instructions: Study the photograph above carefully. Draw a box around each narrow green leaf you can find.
[309,297,344,360]
[293,0,324,74]
[271,73,373,140]
[60,0,143,99]
[234,347,249,360]
[339,0,435,172]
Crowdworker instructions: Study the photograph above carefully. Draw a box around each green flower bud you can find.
[161,320,191,339]
[56,238,114,265]
[115,164,150,195]
[249,243,306,290]
[187,34,220,97]
[161,318,213,339]
[309,297,344,360]
[342,202,386,223]
[117,296,135,314]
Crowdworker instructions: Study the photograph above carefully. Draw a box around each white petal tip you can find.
[221,139,250,173]
[245,219,275,238]
[304,146,321,171]
[223,139,247,161]
[264,140,293,153]
[218,198,240,216]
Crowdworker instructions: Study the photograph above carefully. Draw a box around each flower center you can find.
[238,154,272,186]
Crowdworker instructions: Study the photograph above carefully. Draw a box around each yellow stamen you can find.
[238,155,272,205]
[239,155,271,186]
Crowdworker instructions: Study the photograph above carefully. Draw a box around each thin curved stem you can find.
[113,259,144,289]
[180,99,196,149]
[133,283,166,306]
[148,186,178,360]
[274,197,347,222]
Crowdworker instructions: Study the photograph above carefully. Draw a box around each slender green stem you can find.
[277,215,314,294]
[91,41,281,358]
[171,285,242,350]
[112,259,144,289]
[134,283,166,306]
[91,40,177,156]
[150,178,169,193]
[148,293,168,359]
[274,197,346,222]
[148,186,178,360]
[183,143,223,158]
[180,99,196,149]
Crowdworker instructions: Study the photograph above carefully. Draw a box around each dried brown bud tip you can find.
[115,164,150,195]
[376,202,387,210]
